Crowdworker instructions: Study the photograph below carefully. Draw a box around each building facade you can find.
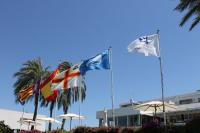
[0,109,46,131]
[96,90,200,127]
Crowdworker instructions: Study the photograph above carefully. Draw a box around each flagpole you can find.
[109,47,115,127]
[157,30,166,125]
[78,87,81,125]
[53,62,61,130]
[54,97,57,130]
[20,107,25,131]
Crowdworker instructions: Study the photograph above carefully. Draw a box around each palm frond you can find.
[175,0,194,11]
[180,5,198,26]
[13,58,50,104]
[59,61,72,72]
[175,0,200,30]
[190,16,200,30]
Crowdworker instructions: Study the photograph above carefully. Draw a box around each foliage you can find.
[19,130,42,133]
[73,126,93,133]
[94,126,119,133]
[13,58,50,103]
[73,126,135,133]
[185,117,200,133]
[175,0,200,31]
[13,58,50,130]
[44,129,71,133]
[120,127,134,133]
[135,121,162,133]
[0,121,12,133]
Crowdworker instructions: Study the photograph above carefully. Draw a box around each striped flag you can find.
[17,86,33,104]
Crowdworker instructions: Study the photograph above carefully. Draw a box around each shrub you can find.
[120,127,134,133]
[109,127,120,133]
[73,126,92,133]
[0,121,13,133]
[19,130,42,133]
[165,126,186,133]
[94,127,120,133]
[137,121,162,133]
[185,117,200,133]
[52,129,72,133]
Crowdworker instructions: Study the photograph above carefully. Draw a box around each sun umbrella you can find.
[18,118,41,130]
[59,113,86,130]
[134,101,177,125]
[134,101,177,116]
[37,117,61,124]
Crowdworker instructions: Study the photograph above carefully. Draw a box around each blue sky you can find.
[1,0,200,130]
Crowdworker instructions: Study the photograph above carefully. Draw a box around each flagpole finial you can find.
[58,60,62,66]
[157,30,160,34]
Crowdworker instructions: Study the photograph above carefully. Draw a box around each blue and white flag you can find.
[127,34,160,57]
[80,50,110,75]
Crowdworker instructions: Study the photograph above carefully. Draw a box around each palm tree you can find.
[175,0,200,31]
[40,61,72,131]
[13,58,50,130]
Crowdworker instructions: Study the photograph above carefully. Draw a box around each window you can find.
[198,98,200,102]
[179,99,193,105]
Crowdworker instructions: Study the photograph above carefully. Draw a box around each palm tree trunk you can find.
[48,113,52,131]
[61,119,66,130]
[31,80,40,130]
[48,102,54,131]
[61,107,68,130]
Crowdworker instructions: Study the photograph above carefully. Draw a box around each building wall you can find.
[146,91,200,105]
[0,109,46,131]
[96,91,200,127]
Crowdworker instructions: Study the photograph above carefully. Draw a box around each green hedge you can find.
[0,121,13,133]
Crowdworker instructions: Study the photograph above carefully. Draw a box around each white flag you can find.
[127,34,160,57]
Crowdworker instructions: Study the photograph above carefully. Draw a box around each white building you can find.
[0,109,46,131]
[96,90,200,126]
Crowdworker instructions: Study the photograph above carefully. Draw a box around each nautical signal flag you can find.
[79,49,110,75]
[40,66,60,99]
[51,64,84,90]
[127,34,160,57]
[17,86,33,104]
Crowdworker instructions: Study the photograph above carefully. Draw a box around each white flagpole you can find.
[109,47,115,127]
[157,30,166,125]
[20,107,25,131]
[78,87,81,125]
[54,97,57,130]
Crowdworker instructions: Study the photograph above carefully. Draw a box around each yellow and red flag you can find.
[46,90,59,101]
[40,66,60,99]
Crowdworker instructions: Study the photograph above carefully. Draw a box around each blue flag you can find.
[80,50,110,75]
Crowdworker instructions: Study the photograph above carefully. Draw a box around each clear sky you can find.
[1,0,200,130]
